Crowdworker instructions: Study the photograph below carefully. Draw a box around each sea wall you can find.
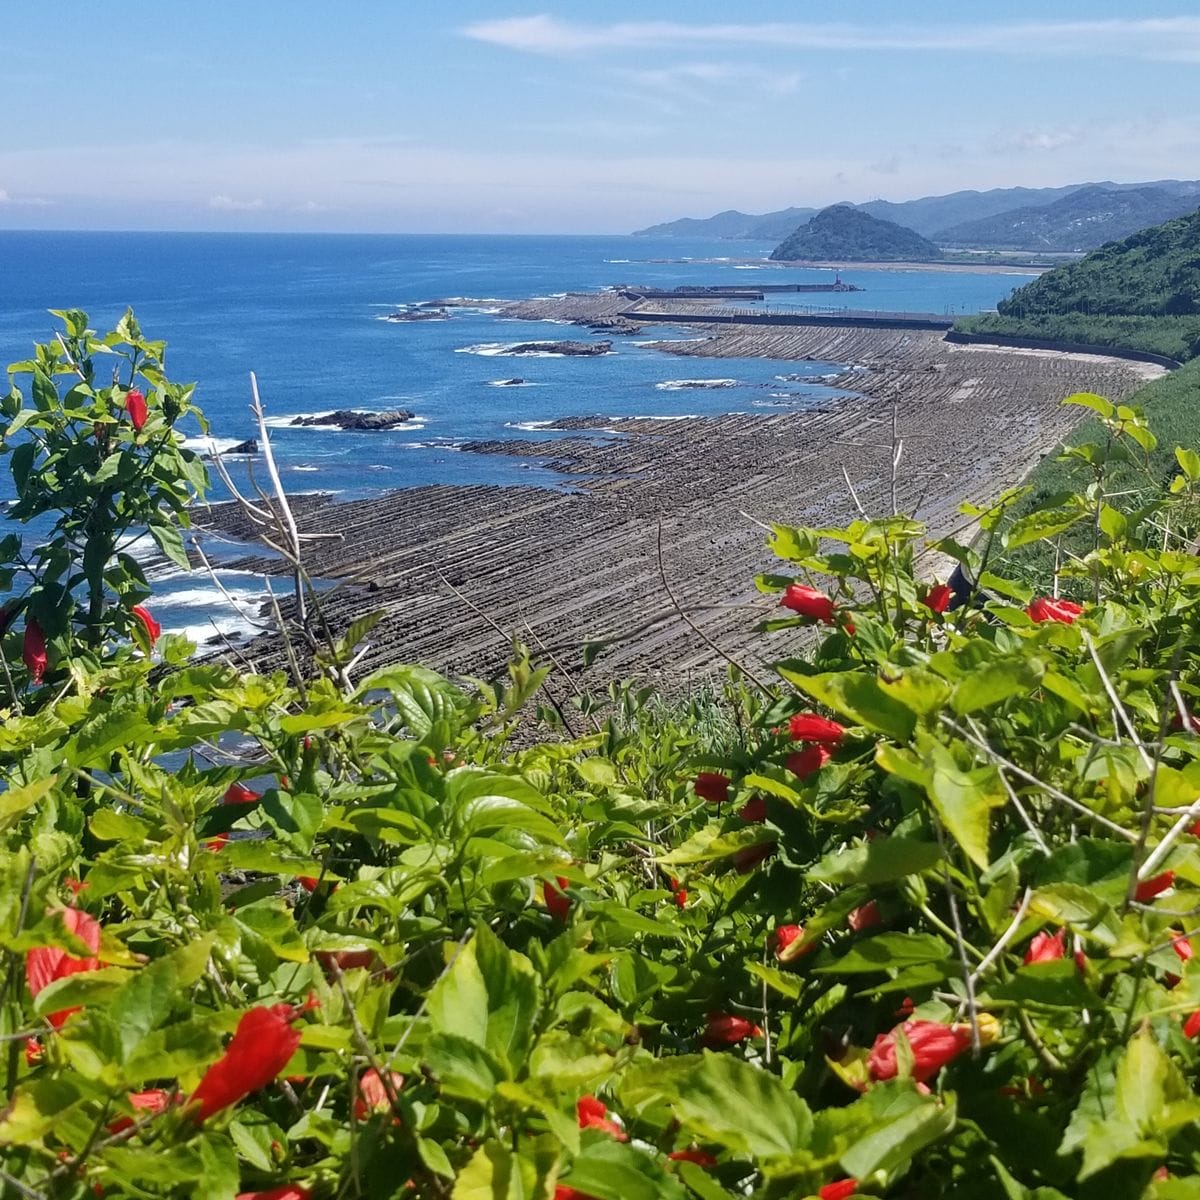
[943,330,1181,370]
[621,308,955,331]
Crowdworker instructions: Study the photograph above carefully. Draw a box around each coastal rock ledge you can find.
[290,409,415,431]
[507,339,612,356]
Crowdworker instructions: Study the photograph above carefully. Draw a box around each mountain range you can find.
[634,180,1200,252]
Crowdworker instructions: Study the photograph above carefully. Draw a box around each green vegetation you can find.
[5,313,1200,1198]
[770,206,942,263]
[994,361,1200,584]
[956,207,1200,360]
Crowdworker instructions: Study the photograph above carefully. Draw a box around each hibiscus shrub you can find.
[2,317,1200,1199]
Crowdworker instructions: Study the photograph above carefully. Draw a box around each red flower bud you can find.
[731,841,775,873]
[1023,929,1066,965]
[1175,934,1194,963]
[130,604,161,647]
[354,1067,404,1121]
[773,924,818,962]
[205,833,229,853]
[1185,1010,1200,1039]
[819,1181,860,1200]
[868,1019,972,1083]
[314,948,378,975]
[26,906,102,1028]
[297,876,320,893]
[1135,871,1174,903]
[703,1012,762,1045]
[189,1004,308,1121]
[668,1149,717,1167]
[1026,596,1084,624]
[787,713,846,745]
[224,782,262,806]
[124,389,148,432]
[545,875,571,922]
[693,772,731,804]
[577,1094,627,1140]
[24,1036,42,1065]
[673,887,688,908]
[107,1089,173,1134]
[22,619,47,684]
[924,584,952,615]
[737,795,767,823]
[236,1189,312,1200]
[847,900,883,933]
[786,745,832,779]
[781,584,836,623]
[554,1189,598,1200]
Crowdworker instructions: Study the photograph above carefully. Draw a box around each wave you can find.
[178,435,255,455]
[489,378,537,388]
[604,258,632,264]
[655,378,738,391]
[291,465,320,472]
[504,419,555,431]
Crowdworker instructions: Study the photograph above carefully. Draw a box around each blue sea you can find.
[0,231,1030,639]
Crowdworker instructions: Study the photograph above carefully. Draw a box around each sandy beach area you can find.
[202,302,1157,687]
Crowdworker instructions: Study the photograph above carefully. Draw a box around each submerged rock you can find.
[291,409,415,431]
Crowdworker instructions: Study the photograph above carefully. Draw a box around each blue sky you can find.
[3,2,1200,233]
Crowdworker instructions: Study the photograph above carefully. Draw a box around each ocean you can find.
[0,231,1030,641]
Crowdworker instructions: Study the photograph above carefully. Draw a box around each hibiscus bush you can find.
[3,316,1200,1199]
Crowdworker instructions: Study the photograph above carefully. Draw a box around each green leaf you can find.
[926,744,1006,869]
[0,776,57,832]
[776,667,915,742]
[425,1033,503,1104]
[839,1085,957,1179]
[951,656,1044,715]
[1175,446,1200,482]
[817,934,951,975]
[1063,392,1115,419]
[666,1051,813,1160]
[563,1136,688,1200]
[149,516,190,570]
[453,1141,540,1199]
[808,837,942,886]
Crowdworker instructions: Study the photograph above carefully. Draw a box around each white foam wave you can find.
[178,435,255,455]
[505,420,554,431]
[655,378,738,391]
[488,379,537,387]
[292,465,320,472]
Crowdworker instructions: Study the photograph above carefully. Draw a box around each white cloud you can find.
[993,129,1083,154]
[208,194,266,211]
[0,185,54,206]
[462,14,1200,62]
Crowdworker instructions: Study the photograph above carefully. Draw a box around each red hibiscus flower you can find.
[787,713,846,744]
[924,584,952,614]
[545,875,571,922]
[703,1012,762,1046]
[26,906,102,1028]
[554,1188,598,1200]
[22,619,47,684]
[1023,929,1066,965]
[576,1095,627,1140]
[867,1019,972,1083]
[780,584,836,623]
[189,1004,308,1122]
[819,1181,860,1200]
[124,389,148,431]
[1135,871,1175,902]
[354,1067,404,1120]
[224,782,263,806]
[1026,596,1084,624]
[668,1148,717,1167]
[130,604,161,647]
[694,772,731,804]
[738,796,767,823]
[774,924,818,963]
[786,745,832,779]
[847,900,883,933]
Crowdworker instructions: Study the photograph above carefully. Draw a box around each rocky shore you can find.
[202,306,1160,687]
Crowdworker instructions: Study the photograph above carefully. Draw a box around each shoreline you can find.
[202,303,1155,686]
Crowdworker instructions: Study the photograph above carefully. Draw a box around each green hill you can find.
[935,185,1200,252]
[769,205,942,262]
[956,206,1200,360]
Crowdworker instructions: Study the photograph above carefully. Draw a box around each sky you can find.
[3,2,1200,234]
